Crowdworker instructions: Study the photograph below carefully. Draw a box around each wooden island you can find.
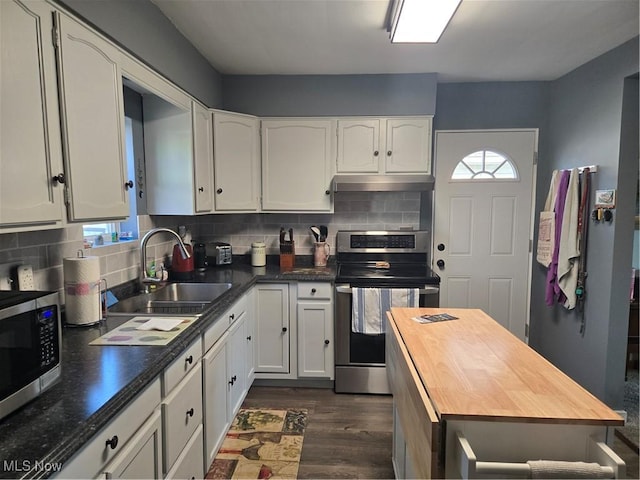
[386,308,626,479]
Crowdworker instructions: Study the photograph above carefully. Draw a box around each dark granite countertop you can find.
[0,259,335,479]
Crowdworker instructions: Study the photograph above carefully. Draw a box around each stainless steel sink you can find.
[150,282,233,302]
[107,282,233,316]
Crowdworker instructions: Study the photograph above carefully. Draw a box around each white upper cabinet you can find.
[261,119,334,212]
[54,12,130,222]
[337,117,432,174]
[212,111,260,212]
[192,101,214,213]
[0,0,65,230]
[126,57,213,216]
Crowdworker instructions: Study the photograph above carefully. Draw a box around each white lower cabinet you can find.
[202,331,230,469]
[162,363,203,476]
[54,379,162,479]
[297,282,334,379]
[254,284,291,375]
[202,293,254,471]
[165,425,204,480]
[227,315,247,418]
[102,410,163,479]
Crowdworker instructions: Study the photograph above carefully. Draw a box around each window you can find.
[451,150,518,180]
[83,117,139,246]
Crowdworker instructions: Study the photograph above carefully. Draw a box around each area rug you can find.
[205,408,308,479]
[616,369,639,453]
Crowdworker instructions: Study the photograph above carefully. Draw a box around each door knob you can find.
[437,243,445,251]
[436,259,445,269]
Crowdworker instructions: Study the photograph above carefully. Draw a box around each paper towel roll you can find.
[64,255,101,326]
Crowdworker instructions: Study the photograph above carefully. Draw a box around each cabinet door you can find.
[255,284,290,373]
[213,111,260,211]
[162,363,202,474]
[336,119,380,173]
[384,117,432,174]
[54,13,129,221]
[297,301,334,378]
[103,410,163,479]
[0,0,64,228]
[245,288,256,385]
[227,314,246,419]
[192,101,214,213]
[261,119,334,212]
[202,336,229,470]
[164,425,204,480]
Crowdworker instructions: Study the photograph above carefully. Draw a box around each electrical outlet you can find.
[17,265,35,290]
[0,276,12,290]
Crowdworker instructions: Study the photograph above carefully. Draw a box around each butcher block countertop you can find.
[388,308,623,426]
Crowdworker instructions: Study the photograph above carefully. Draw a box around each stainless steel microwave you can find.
[0,291,61,421]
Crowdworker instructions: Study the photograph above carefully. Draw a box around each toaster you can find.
[206,242,232,265]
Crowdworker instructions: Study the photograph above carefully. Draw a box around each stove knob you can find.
[436,259,445,269]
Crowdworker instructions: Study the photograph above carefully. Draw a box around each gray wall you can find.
[56,0,222,108]
[222,74,437,116]
[434,82,549,131]
[529,38,639,407]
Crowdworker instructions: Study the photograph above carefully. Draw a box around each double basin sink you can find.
[107,282,233,317]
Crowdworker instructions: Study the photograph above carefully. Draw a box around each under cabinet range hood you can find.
[332,174,435,192]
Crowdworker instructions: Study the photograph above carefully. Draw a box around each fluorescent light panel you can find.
[391,0,461,43]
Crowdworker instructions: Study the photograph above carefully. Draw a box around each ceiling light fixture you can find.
[390,0,461,43]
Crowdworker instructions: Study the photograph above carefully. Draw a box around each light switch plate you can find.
[17,265,35,290]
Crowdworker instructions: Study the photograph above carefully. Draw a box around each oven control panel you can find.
[337,230,429,253]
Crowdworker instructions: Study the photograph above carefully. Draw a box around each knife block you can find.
[279,241,295,268]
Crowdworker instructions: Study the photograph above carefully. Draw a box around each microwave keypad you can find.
[39,319,57,366]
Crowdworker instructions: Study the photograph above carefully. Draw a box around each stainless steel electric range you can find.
[334,230,440,394]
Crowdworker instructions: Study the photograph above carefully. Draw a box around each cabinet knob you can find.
[387,150,392,156]
[186,407,194,417]
[124,180,134,190]
[230,313,235,321]
[198,186,204,192]
[185,355,193,365]
[325,190,330,195]
[311,288,316,294]
[247,335,252,341]
[437,243,445,251]
[52,173,65,185]
[282,327,287,333]
[217,188,223,194]
[373,151,379,157]
[324,339,330,345]
[436,259,445,269]
[105,435,119,450]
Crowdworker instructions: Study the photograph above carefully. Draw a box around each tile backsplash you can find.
[0,191,423,302]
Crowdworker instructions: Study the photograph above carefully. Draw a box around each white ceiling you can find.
[152,0,639,82]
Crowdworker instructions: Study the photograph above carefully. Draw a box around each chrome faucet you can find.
[140,227,191,287]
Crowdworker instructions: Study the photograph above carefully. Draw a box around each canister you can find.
[251,242,266,266]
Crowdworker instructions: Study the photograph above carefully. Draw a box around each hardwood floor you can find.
[242,386,395,479]
[243,385,639,479]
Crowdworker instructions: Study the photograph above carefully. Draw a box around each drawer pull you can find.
[230,313,235,320]
[247,335,252,341]
[105,435,119,450]
[324,339,330,345]
[185,355,193,365]
[282,327,287,333]
[229,375,237,386]
[311,288,317,294]
[186,408,194,418]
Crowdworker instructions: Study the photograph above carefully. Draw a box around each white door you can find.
[433,130,537,340]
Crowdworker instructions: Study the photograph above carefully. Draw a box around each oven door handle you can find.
[335,285,440,294]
